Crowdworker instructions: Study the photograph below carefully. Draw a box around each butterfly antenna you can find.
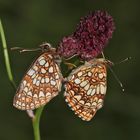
[107,65,125,92]
[110,57,131,92]
[11,47,41,53]
[115,57,132,65]
[102,52,125,92]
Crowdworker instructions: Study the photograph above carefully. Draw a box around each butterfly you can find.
[13,43,63,110]
[64,58,111,121]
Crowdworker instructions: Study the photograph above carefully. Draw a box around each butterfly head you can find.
[104,59,114,66]
[40,42,56,53]
[88,58,114,67]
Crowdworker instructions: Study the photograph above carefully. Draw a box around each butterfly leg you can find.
[64,61,77,70]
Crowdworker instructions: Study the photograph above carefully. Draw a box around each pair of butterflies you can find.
[13,43,109,121]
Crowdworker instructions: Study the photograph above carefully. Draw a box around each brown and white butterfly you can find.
[64,58,112,121]
[13,43,63,110]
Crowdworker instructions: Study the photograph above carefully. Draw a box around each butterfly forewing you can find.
[64,59,107,121]
[13,52,62,110]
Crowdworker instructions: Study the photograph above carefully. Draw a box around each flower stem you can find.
[0,19,16,89]
[0,19,44,140]
[32,106,44,140]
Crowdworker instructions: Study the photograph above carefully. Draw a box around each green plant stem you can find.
[0,19,16,89]
[33,106,44,140]
[0,19,44,140]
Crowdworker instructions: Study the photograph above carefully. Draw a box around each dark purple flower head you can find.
[57,10,115,60]
[74,10,115,60]
[57,36,80,58]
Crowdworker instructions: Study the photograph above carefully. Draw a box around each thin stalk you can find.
[32,106,44,140]
[0,19,16,89]
[0,19,44,140]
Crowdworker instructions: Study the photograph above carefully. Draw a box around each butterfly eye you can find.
[13,51,62,110]
[64,59,107,121]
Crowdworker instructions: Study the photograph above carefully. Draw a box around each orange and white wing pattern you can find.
[64,58,107,121]
[13,52,62,110]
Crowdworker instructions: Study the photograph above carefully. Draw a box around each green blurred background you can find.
[0,0,140,140]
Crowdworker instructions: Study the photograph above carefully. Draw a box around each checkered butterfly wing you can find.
[13,52,62,110]
[64,58,107,121]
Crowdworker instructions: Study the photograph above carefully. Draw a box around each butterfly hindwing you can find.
[13,52,62,110]
[64,58,107,121]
